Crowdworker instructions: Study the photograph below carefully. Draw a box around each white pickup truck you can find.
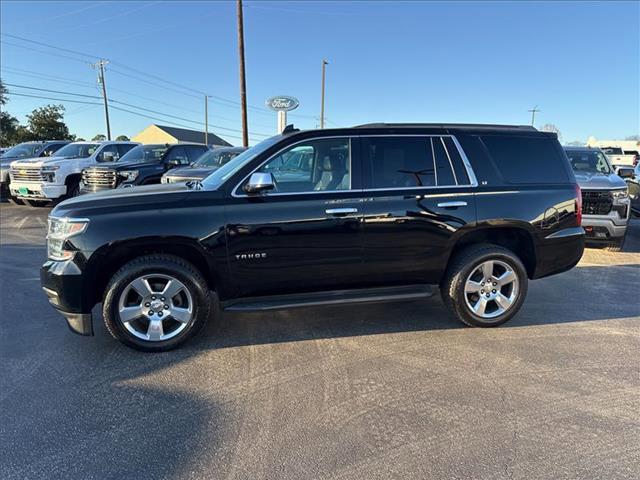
[9,141,139,206]
[601,146,638,168]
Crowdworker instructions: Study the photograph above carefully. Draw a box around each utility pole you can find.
[237,0,248,147]
[320,59,328,129]
[93,60,111,140]
[204,95,209,146]
[528,105,540,127]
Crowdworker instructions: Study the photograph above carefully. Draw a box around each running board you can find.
[222,285,436,312]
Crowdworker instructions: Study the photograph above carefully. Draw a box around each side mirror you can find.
[616,167,634,179]
[102,151,116,162]
[244,172,275,194]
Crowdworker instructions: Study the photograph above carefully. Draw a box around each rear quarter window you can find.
[481,135,570,184]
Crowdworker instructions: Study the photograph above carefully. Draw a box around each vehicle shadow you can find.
[189,263,640,352]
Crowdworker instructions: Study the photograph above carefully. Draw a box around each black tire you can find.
[103,254,211,351]
[604,235,625,252]
[65,179,80,199]
[441,244,528,328]
[7,196,24,206]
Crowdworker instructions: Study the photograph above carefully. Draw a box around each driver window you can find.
[97,145,119,161]
[256,138,350,193]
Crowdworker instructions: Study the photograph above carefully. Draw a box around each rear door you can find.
[359,135,477,285]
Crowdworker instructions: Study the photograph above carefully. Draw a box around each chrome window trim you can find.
[440,136,458,185]
[231,133,478,198]
[232,136,355,198]
[430,138,438,186]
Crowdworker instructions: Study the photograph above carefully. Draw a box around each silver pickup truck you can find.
[564,146,631,251]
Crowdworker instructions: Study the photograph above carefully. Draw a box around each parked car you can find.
[42,123,584,351]
[161,147,246,184]
[601,146,636,167]
[80,143,209,194]
[1,140,70,203]
[564,146,630,251]
[9,141,139,206]
[623,163,640,217]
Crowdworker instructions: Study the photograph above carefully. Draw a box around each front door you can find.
[225,136,365,297]
[359,135,477,285]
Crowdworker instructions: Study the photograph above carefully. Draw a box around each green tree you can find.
[115,135,130,141]
[26,104,73,141]
[0,78,8,106]
[0,112,19,147]
[92,134,107,141]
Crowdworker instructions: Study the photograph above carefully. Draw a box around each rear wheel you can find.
[442,244,528,327]
[103,254,211,351]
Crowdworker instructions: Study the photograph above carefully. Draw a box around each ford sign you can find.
[266,96,299,112]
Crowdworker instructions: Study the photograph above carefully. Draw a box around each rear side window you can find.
[186,145,208,162]
[481,135,569,184]
[117,144,136,157]
[363,136,472,189]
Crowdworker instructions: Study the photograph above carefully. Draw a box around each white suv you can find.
[9,141,138,205]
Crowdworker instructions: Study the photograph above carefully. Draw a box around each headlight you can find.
[612,189,628,200]
[119,170,139,181]
[47,217,89,261]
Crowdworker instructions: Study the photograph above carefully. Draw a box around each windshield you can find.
[194,149,243,168]
[120,144,168,163]
[602,147,623,155]
[565,150,612,174]
[54,143,99,159]
[1,143,43,159]
[201,136,282,189]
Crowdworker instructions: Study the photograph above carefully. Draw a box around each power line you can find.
[7,92,102,106]
[4,83,102,99]
[1,33,99,61]
[1,41,93,65]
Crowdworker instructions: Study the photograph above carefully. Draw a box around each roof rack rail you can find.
[354,123,537,131]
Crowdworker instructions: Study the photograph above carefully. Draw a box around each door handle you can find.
[437,201,468,208]
[325,207,358,216]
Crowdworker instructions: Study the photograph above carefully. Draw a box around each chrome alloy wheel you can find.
[118,274,194,341]
[464,260,519,320]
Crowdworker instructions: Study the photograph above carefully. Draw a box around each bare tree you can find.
[540,124,562,143]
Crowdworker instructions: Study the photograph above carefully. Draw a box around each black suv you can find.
[80,143,209,194]
[42,124,584,351]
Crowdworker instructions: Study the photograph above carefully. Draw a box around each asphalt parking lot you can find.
[1,202,638,480]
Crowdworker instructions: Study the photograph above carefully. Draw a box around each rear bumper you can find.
[10,181,66,200]
[41,260,94,336]
[533,226,585,279]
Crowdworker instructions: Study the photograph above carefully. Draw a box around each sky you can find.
[1,0,638,145]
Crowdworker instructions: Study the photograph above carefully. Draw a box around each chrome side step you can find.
[222,284,435,312]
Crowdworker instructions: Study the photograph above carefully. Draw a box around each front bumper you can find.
[41,260,94,336]
[582,206,630,241]
[10,181,66,200]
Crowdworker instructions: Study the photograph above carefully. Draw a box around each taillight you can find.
[575,184,582,226]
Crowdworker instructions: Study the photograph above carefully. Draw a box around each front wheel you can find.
[103,254,211,351]
[441,244,528,327]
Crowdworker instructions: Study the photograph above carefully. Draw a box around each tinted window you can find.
[165,146,189,165]
[117,144,136,157]
[186,146,208,162]
[443,137,470,184]
[481,135,569,184]
[364,137,435,188]
[120,145,168,164]
[255,137,350,193]
[97,144,120,162]
[432,137,456,186]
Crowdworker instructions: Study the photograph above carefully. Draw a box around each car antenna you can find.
[282,124,299,134]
